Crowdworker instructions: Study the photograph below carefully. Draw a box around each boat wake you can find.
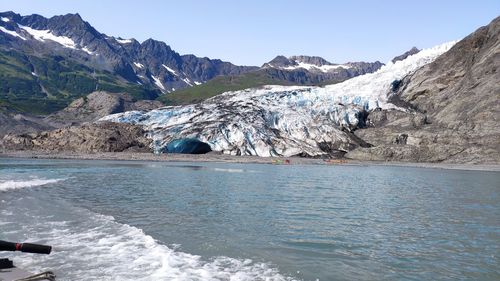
[1,201,296,281]
[0,178,66,192]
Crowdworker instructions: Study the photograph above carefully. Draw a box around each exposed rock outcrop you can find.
[262,55,384,84]
[391,47,420,63]
[0,111,54,136]
[0,91,164,137]
[348,17,500,164]
[45,91,163,127]
[1,122,151,153]
[0,11,257,94]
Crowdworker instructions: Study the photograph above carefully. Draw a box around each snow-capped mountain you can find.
[101,41,456,157]
[0,11,387,97]
[0,11,257,94]
[262,55,383,84]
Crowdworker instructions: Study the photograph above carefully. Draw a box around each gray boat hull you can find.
[0,267,55,281]
[0,267,33,281]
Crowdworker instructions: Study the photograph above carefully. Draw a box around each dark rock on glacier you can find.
[391,47,420,63]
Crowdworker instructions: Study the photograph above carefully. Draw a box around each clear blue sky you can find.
[2,0,499,65]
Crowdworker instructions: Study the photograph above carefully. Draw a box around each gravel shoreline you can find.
[1,151,499,172]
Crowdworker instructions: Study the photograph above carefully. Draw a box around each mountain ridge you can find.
[0,10,258,95]
[1,11,384,109]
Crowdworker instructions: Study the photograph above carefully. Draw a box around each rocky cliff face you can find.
[0,112,54,136]
[0,91,163,136]
[45,91,163,127]
[392,47,420,63]
[347,16,500,163]
[99,16,500,164]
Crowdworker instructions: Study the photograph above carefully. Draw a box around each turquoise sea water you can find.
[1,158,499,280]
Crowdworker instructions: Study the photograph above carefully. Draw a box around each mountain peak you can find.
[0,11,20,20]
[391,47,420,63]
[264,55,295,68]
[289,55,331,66]
[263,55,332,68]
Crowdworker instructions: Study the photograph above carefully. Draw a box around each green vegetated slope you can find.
[0,48,160,114]
[158,70,296,105]
[159,69,348,106]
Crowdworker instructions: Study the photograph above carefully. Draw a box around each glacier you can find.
[100,41,456,157]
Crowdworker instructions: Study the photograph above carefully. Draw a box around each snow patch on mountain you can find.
[116,38,132,44]
[283,62,348,72]
[133,62,144,69]
[162,64,178,76]
[82,46,94,55]
[151,75,165,91]
[1,17,10,22]
[182,77,193,86]
[101,41,456,157]
[0,26,26,40]
[19,25,77,49]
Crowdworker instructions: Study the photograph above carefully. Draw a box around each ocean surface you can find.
[0,158,499,281]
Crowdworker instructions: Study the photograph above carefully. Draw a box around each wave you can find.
[5,208,296,281]
[0,178,65,191]
[212,167,247,173]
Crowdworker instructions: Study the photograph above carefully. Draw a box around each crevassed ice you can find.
[101,41,456,157]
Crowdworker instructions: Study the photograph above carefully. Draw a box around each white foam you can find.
[0,26,26,40]
[212,168,246,173]
[7,208,295,280]
[0,178,65,191]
